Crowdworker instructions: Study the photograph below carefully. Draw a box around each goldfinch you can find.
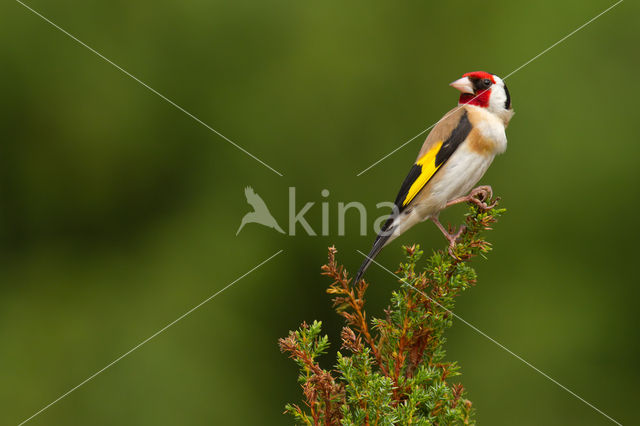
[356,71,514,282]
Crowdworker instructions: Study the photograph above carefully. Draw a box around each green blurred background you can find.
[2,0,638,424]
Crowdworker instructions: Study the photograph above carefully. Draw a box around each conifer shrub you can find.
[279,198,505,425]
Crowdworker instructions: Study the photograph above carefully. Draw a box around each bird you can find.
[236,186,285,235]
[356,71,514,282]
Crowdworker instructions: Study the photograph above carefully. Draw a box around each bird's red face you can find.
[450,71,497,108]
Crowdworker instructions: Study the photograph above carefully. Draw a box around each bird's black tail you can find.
[355,217,395,283]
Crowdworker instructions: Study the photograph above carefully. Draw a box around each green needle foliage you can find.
[279,198,505,425]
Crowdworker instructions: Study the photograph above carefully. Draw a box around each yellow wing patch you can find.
[402,141,444,207]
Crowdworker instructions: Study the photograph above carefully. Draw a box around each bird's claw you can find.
[446,225,466,259]
[467,185,498,211]
[435,183,499,259]
[444,185,498,211]
[432,216,467,259]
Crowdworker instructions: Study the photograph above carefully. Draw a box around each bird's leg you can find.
[431,215,466,257]
[446,185,497,211]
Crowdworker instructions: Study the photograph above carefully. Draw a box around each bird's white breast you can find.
[429,147,494,204]
[472,106,508,154]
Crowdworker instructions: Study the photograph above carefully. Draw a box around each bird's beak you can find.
[449,77,474,95]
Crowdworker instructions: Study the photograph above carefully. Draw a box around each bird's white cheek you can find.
[489,88,507,112]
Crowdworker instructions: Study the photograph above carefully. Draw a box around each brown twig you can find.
[323,246,388,375]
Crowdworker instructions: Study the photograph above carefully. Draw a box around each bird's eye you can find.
[482,78,492,87]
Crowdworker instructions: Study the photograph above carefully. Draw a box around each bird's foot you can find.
[446,225,467,258]
[446,185,498,211]
[431,216,466,259]
[468,185,498,210]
